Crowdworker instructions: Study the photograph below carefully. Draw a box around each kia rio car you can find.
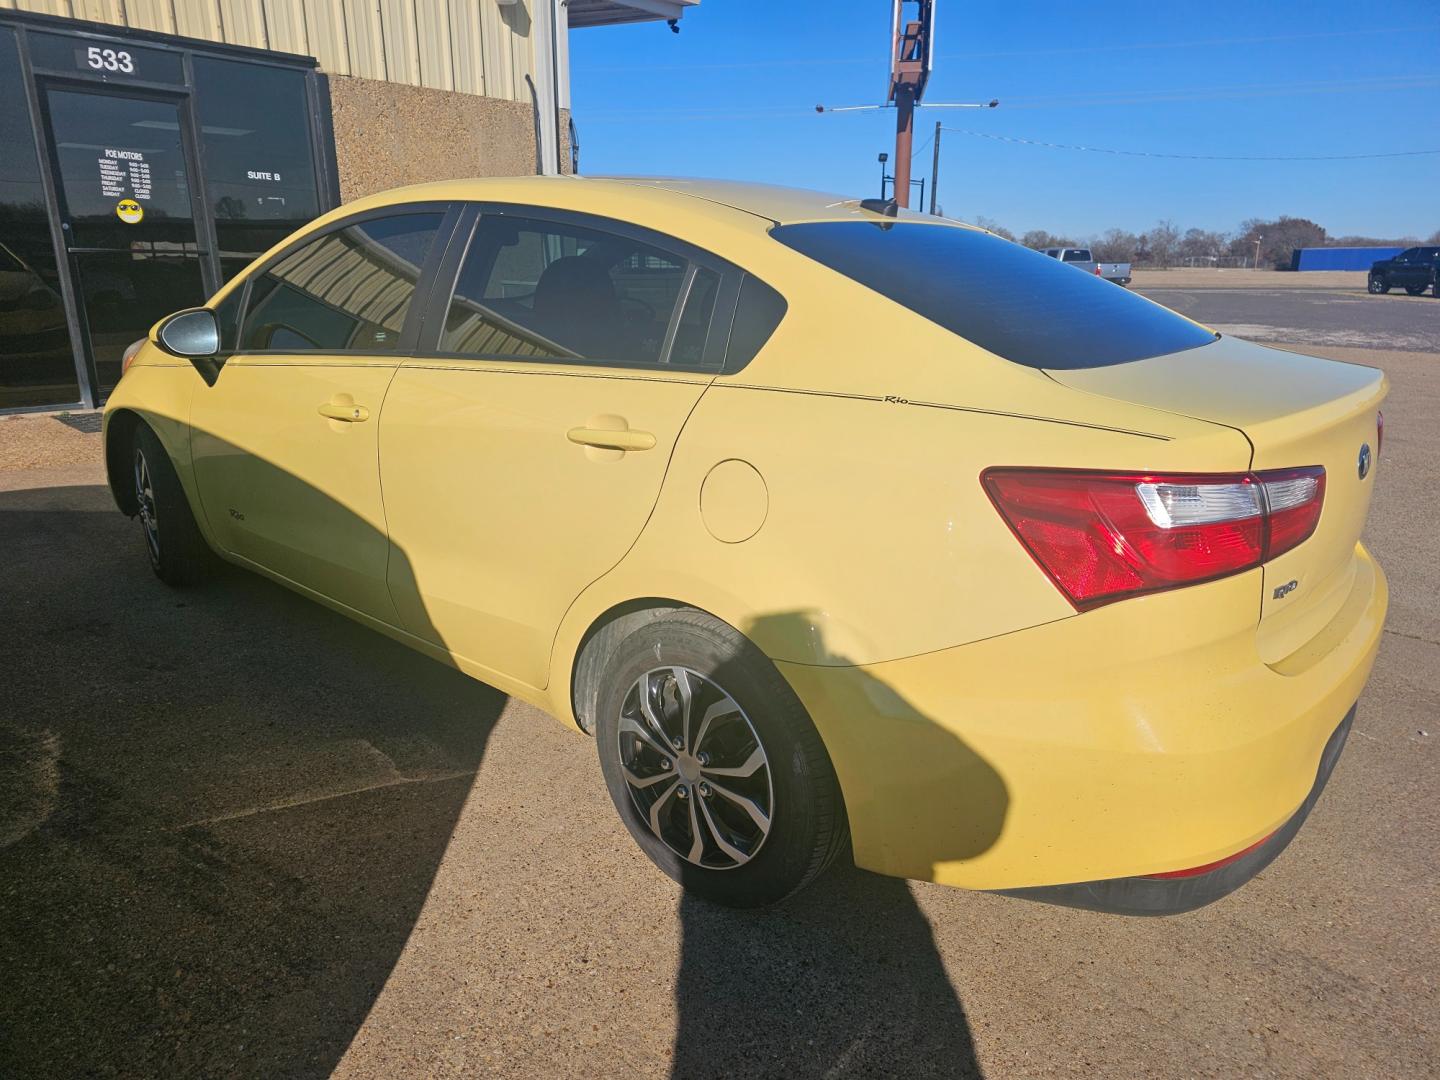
[103,178,1387,914]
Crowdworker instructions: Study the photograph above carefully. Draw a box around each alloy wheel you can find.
[617,666,774,869]
[133,447,160,564]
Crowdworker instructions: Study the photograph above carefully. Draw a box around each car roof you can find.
[339,174,974,229]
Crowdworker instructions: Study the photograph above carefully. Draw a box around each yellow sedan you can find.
[103,178,1387,913]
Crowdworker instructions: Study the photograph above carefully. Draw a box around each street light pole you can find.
[1254,235,1264,270]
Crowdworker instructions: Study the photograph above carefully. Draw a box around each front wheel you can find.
[594,610,848,908]
[132,422,211,586]
[1368,275,1389,294]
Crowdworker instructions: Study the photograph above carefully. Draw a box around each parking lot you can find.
[1135,270,1440,353]
[2,280,1436,1079]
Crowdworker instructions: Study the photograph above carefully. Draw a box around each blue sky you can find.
[568,2,1440,240]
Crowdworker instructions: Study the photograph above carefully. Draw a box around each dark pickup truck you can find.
[1367,246,1440,296]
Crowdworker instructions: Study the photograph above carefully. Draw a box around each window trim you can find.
[414,201,743,375]
[224,200,462,360]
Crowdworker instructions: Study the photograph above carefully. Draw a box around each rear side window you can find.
[770,222,1215,369]
[240,212,443,352]
[439,214,696,366]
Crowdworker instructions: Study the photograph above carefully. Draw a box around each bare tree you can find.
[1178,228,1227,263]
[1090,228,1140,263]
[973,216,1015,242]
[1142,220,1181,267]
[1231,216,1326,268]
[1019,229,1076,251]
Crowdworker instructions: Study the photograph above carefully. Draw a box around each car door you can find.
[191,205,455,624]
[379,205,734,689]
[1391,248,1418,287]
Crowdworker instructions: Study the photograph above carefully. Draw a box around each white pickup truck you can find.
[1042,247,1132,287]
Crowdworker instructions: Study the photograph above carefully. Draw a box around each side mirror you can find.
[156,307,219,358]
[155,307,222,386]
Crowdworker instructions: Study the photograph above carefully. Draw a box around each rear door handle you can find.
[318,402,370,423]
[567,426,656,452]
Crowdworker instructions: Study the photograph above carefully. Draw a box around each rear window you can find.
[770,222,1215,369]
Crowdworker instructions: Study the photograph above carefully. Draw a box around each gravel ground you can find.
[0,335,1435,1078]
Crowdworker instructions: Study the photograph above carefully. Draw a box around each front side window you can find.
[438,214,699,366]
[771,221,1216,369]
[239,212,443,352]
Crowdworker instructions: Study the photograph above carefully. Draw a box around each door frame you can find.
[35,76,217,405]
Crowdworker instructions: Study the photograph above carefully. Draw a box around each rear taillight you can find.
[982,467,1325,610]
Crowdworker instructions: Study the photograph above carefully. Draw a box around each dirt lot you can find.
[1,315,1436,1076]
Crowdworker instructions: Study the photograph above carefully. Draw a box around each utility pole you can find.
[929,119,942,214]
[887,1,934,209]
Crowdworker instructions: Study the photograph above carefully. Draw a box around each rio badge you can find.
[115,199,144,225]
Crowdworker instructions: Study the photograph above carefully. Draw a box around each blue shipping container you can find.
[1291,246,1405,271]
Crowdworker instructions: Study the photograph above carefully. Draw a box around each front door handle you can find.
[318,401,370,423]
[567,426,656,452]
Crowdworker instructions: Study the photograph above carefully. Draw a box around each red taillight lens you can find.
[1259,466,1326,558]
[982,467,1325,610]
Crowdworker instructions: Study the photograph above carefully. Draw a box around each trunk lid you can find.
[1046,336,1386,661]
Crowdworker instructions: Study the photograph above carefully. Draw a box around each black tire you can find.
[1404,283,1427,296]
[132,421,211,587]
[594,609,848,908]
[1368,275,1389,294]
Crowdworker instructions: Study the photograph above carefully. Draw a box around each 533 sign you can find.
[77,45,136,74]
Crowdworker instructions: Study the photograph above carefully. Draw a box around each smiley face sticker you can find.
[115,199,144,224]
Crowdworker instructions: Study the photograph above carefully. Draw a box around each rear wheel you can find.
[132,422,211,587]
[1367,275,1389,294]
[594,609,848,907]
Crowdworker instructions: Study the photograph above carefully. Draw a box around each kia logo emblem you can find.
[1358,443,1372,480]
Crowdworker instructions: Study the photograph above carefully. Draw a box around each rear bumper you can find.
[994,707,1353,915]
[776,543,1386,905]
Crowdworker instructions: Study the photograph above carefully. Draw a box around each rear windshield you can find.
[770,222,1215,369]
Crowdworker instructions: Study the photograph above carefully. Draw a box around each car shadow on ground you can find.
[2,479,1005,1079]
[0,482,506,1078]
[668,612,1004,1079]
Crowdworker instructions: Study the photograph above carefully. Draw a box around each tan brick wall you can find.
[326,74,572,204]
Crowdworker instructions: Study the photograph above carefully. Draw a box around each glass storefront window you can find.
[194,57,320,283]
[0,16,333,409]
[0,26,79,408]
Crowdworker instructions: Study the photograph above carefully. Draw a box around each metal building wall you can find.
[0,0,555,104]
[1292,246,1406,271]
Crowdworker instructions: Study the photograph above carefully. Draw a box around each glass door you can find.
[41,84,210,396]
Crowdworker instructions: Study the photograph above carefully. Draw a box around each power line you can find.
[572,24,1439,75]
[939,128,1440,162]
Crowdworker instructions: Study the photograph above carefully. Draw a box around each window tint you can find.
[1061,249,1092,263]
[725,274,787,371]
[770,222,1215,369]
[439,214,694,365]
[239,212,442,352]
